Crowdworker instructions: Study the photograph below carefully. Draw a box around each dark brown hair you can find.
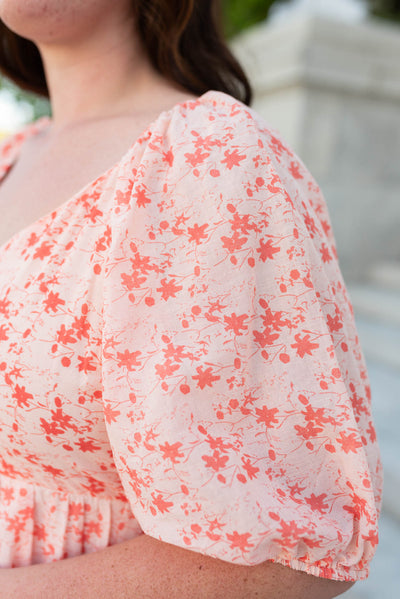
[0,0,253,106]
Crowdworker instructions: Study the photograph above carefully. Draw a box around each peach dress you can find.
[0,90,383,581]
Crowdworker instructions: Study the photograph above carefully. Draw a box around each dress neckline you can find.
[0,89,225,254]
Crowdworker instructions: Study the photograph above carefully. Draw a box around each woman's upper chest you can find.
[0,117,151,249]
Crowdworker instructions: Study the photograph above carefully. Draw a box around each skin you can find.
[0,0,180,127]
[0,1,356,596]
[0,0,198,245]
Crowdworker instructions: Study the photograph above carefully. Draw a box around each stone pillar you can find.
[231,15,400,283]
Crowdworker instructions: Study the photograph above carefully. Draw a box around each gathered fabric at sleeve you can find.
[101,94,383,582]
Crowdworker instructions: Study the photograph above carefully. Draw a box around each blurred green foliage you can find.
[367,0,400,23]
[221,0,289,39]
[0,76,50,121]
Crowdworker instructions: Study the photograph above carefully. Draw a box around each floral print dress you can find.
[0,90,383,581]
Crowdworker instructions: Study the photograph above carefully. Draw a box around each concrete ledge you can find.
[232,14,400,102]
[381,468,400,524]
[348,285,400,327]
[353,317,400,371]
[368,262,400,292]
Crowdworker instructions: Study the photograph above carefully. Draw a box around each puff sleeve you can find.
[101,93,383,582]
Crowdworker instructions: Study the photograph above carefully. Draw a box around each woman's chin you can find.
[0,0,61,41]
[0,0,130,45]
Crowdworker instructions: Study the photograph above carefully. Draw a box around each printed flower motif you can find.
[159,441,184,464]
[256,238,281,262]
[192,366,221,390]
[116,349,142,371]
[187,223,209,245]
[223,313,249,336]
[33,241,53,260]
[221,149,247,170]
[0,92,381,582]
[255,405,279,429]
[156,278,183,301]
[336,431,364,454]
[226,531,254,551]
[290,333,320,358]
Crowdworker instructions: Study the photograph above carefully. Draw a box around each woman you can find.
[0,1,382,597]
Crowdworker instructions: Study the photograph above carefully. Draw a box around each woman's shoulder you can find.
[168,89,288,151]
[114,88,335,251]
[156,89,312,186]
[149,89,320,207]
[115,88,324,215]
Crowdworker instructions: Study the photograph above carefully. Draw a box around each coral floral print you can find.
[0,90,383,581]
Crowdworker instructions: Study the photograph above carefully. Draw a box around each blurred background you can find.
[1,1,399,596]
